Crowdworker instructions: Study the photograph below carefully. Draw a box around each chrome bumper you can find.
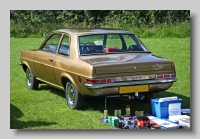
[85,78,177,89]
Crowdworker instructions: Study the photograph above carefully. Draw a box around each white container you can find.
[94,40,103,45]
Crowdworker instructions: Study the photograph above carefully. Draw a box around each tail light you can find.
[87,78,114,84]
[156,73,176,79]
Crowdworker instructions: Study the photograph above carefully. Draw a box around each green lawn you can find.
[10,37,190,129]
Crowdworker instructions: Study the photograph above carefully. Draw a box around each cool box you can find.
[151,98,182,119]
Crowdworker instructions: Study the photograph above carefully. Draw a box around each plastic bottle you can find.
[126,105,130,116]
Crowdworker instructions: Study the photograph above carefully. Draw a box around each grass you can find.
[10,37,190,129]
[130,21,190,38]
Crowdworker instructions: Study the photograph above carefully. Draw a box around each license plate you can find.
[119,85,149,94]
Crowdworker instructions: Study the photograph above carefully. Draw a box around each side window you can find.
[123,34,137,47]
[58,35,70,56]
[123,34,145,51]
[42,34,62,53]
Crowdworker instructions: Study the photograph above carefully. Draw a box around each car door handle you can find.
[48,58,54,61]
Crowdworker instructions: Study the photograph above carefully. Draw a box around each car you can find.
[19,28,177,109]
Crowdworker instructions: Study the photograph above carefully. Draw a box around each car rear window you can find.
[78,34,149,55]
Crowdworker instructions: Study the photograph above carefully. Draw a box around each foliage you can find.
[10,10,190,38]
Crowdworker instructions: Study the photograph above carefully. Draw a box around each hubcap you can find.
[26,69,33,87]
[67,83,75,106]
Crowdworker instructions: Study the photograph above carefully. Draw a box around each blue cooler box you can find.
[151,98,182,119]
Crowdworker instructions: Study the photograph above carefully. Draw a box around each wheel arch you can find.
[60,74,81,92]
[21,61,38,77]
[61,74,85,96]
[21,62,30,73]
[61,76,71,90]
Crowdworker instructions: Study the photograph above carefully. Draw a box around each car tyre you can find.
[26,68,39,90]
[65,82,85,109]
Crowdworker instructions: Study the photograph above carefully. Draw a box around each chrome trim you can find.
[85,78,177,89]
[156,64,162,69]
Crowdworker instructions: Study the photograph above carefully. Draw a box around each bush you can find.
[10,10,190,38]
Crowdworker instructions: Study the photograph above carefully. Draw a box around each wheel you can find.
[65,82,85,109]
[26,68,39,90]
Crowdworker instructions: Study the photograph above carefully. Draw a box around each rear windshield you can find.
[78,34,150,55]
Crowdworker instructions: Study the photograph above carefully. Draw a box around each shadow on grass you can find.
[39,84,65,98]
[83,91,190,116]
[10,103,57,129]
[37,84,190,116]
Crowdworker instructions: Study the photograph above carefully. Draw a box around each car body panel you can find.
[80,53,172,75]
[33,51,57,84]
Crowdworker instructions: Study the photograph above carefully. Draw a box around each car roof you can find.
[52,28,133,35]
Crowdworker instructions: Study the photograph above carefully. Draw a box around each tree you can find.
[84,10,94,26]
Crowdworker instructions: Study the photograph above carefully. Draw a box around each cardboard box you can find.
[169,115,190,123]
[147,116,180,129]
[135,111,144,119]
[179,117,190,127]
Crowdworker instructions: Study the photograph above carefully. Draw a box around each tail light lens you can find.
[106,78,115,83]
[170,74,176,78]
[86,79,99,84]
[164,74,170,78]
[156,75,163,79]
[87,78,114,84]
[156,73,176,79]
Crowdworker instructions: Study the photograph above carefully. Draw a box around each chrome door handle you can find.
[48,58,53,61]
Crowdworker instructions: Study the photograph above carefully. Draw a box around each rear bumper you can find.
[84,78,177,89]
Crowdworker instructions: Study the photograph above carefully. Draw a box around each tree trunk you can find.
[84,10,94,26]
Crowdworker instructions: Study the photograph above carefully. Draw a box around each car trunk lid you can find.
[80,53,172,75]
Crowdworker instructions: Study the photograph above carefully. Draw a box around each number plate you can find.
[119,85,148,94]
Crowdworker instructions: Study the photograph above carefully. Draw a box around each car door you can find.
[53,34,71,87]
[33,33,63,85]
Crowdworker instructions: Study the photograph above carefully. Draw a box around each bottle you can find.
[118,109,121,117]
[114,110,118,117]
[126,105,130,116]
[104,110,108,119]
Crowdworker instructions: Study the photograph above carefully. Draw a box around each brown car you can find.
[19,28,177,109]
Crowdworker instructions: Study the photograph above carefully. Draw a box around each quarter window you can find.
[42,34,62,53]
[58,35,70,56]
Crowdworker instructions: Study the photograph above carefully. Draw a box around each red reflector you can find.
[107,78,115,83]
[87,79,99,84]
[99,79,106,83]
[156,75,163,79]
[164,74,170,78]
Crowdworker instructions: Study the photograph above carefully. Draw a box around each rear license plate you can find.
[119,85,148,94]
